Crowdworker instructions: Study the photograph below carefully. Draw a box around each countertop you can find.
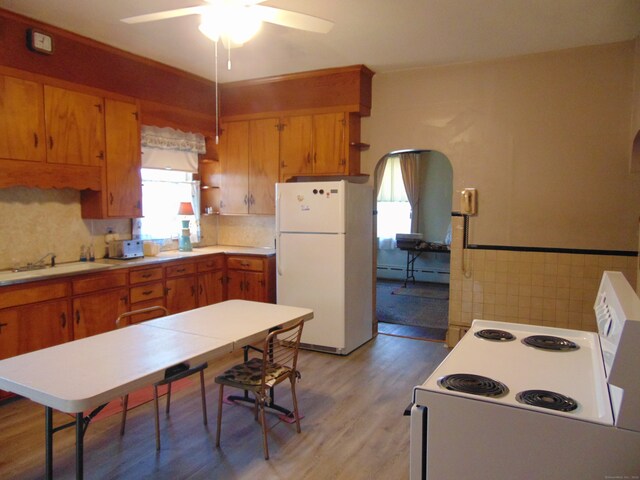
[0,245,275,287]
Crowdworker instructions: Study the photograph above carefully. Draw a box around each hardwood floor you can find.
[0,334,449,479]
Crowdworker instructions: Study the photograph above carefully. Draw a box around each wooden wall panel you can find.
[0,9,215,118]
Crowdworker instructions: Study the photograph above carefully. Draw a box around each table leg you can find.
[45,407,53,480]
[76,413,84,480]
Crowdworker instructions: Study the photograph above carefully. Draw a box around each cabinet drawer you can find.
[226,256,264,272]
[130,267,163,284]
[197,255,224,272]
[130,281,164,303]
[72,270,128,295]
[166,262,196,278]
[0,280,68,310]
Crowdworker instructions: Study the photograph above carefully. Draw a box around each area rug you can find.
[391,282,449,299]
[74,378,193,422]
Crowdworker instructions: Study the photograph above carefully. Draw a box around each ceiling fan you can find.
[121,0,334,46]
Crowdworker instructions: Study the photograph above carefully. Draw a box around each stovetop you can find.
[416,319,613,425]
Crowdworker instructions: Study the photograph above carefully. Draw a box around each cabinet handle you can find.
[240,262,249,267]
[34,133,39,148]
[142,290,153,296]
[306,153,311,165]
[49,136,54,149]
[121,296,128,305]
[165,287,171,294]
[75,310,80,324]
[109,192,114,205]
[244,280,250,291]
[132,111,139,120]
[249,194,255,205]
[191,286,196,297]
[176,268,186,273]
[0,322,8,333]
[142,273,152,278]
[94,103,102,113]
[60,312,67,328]
[244,194,248,205]
[239,280,244,292]
[313,152,317,164]
[97,151,104,160]
[199,284,203,295]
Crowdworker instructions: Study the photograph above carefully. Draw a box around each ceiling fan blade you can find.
[253,5,334,33]
[121,6,205,24]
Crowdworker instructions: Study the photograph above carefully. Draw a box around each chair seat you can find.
[216,357,291,389]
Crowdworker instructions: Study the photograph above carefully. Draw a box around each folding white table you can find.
[0,300,313,479]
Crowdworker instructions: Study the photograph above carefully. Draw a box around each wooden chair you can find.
[215,319,304,459]
[116,306,208,451]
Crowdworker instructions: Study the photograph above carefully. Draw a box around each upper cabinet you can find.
[81,99,142,218]
[43,85,105,166]
[219,118,279,215]
[0,75,46,163]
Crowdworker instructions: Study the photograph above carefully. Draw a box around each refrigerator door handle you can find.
[276,190,283,276]
[277,232,283,276]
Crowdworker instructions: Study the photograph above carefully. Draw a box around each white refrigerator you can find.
[276,180,373,355]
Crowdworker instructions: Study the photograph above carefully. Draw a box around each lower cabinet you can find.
[165,262,198,314]
[72,288,129,339]
[0,299,71,360]
[226,255,275,303]
[197,254,225,307]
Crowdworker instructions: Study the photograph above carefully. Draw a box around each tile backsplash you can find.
[447,216,638,340]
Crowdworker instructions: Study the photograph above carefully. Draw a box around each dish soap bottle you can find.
[79,245,87,262]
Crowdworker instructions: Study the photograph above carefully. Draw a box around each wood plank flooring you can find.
[0,334,449,480]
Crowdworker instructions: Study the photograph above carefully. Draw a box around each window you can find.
[135,168,200,243]
[377,156,411,249]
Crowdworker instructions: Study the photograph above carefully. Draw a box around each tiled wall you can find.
[447,216,638,346]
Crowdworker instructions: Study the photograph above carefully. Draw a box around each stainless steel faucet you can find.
[13,252,57,272]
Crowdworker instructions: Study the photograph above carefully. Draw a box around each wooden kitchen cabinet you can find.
[71,270,129,338]
[0,75,47,163]
[128,265,165,322]
[0,299,71,361]
[219,118,279,215]
[44,85,105,166]
[81,98,142,218]
[165,262,197,314]
[226,255,275,303]
[280,112,362,181]
[197,255,225,307]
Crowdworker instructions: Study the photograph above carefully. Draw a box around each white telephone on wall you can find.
[460,188,477,215]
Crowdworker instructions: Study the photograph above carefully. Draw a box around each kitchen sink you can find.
[0,262,111,284]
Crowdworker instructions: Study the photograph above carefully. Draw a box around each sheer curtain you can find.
[398,152,421,233]
[377,156,411,249]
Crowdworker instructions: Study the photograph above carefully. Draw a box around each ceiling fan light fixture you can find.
[198,4,262,45]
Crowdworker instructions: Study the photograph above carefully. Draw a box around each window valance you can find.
[141,126,206,154]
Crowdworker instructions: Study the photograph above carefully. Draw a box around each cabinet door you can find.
[165,276,197,314]
[226,270,245,300]
[249,118,279,215]
[313,112,346,174]
[104,99,142,217]
[219,121,249,214]
[280,115,312,180]
[72,288,128,339]
[243,271,267,302]
[44,85,105,166]
[198,271,225,307]
[0,75,46,162]
[0,299,70,360]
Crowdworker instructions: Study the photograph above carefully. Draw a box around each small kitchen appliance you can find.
[108,239,144,259]
[276,180,373,355]
[410,271,640,479]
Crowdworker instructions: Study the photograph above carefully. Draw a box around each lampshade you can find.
[177,202,195,216]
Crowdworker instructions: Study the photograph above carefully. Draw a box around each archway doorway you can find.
[373,150,453,341]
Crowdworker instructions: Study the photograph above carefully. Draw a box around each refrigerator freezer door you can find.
[277,232,346,350]
[276,181,346,234]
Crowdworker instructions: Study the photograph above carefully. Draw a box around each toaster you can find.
[108,239,144,259]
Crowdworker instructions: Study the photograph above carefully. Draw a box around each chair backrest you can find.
[116,305,169,328]
[259,319,304,388]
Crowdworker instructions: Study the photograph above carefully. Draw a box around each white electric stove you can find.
[410,271,640,480]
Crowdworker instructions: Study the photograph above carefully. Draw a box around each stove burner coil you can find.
[438,373,509,397]
[516,390,578,412]
[522,335,579,351]
[474,329,515,342]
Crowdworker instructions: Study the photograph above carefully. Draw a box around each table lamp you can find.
[177,202,195,251]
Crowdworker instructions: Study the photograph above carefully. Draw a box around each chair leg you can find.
[290,377,302,434]
[154,385,161,451]
[120,394,129,436]
[258,396,269,460]
[165,382,172,415]
[199,370,208,425]
[215,384,224,447]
